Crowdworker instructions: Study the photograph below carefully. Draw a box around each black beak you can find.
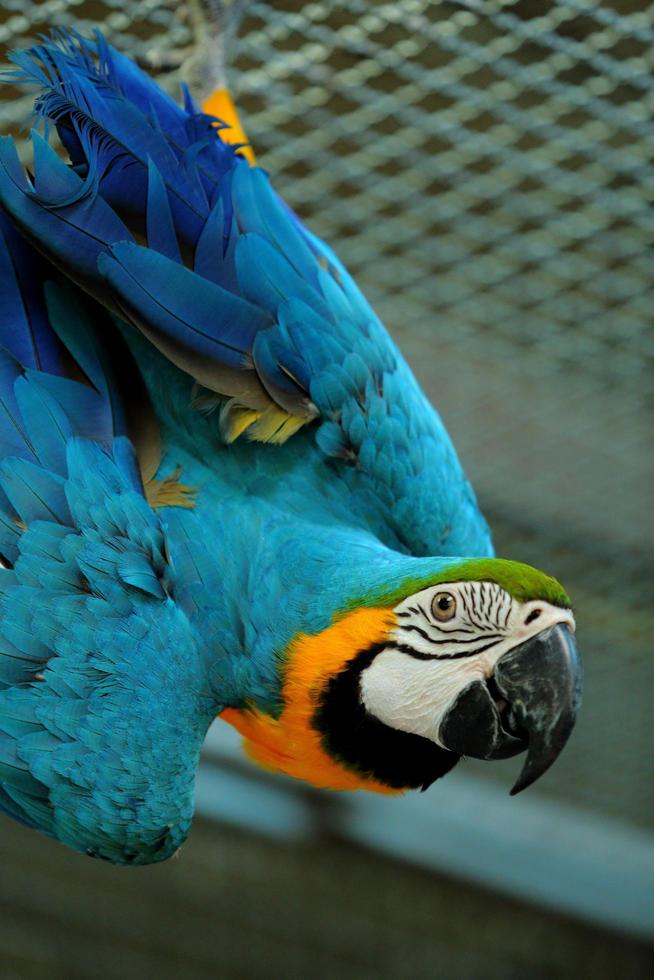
[439,623,582,794]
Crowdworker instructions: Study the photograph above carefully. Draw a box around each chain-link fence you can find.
[0,1,652,972]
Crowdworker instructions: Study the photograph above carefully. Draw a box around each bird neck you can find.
[220,606,403,793]
[161,488,481,717]
[220,600,458,793]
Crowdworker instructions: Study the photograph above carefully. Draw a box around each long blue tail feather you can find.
[8,30,236,243]
[0,30,326,423]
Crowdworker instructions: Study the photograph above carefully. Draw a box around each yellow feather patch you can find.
[272,414,310,443]
[245,404,309,445]
[194,389,310,446]
[219,400,262,444]
[145,467,197,510]
[220,606,402,794]
[202,86,256,166]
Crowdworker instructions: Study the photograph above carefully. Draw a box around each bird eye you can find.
[432,592,456,622]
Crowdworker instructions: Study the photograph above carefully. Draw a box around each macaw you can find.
[0,30,582,865]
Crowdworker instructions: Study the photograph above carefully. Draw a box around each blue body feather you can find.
[0,33,495,863]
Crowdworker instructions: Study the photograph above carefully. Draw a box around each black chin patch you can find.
[313,643,458,791]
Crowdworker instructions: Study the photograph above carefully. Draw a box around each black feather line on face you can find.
[314,643,457,792]
[399,623,497,647]
[389,639,502,661]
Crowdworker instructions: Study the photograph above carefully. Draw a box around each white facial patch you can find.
[359,581,575,748]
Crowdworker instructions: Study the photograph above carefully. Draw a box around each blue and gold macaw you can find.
[0,30,581,864]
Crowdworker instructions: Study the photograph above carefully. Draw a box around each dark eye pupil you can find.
[438,597,451,610]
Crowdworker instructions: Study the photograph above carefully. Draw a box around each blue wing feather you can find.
[0,459,71,526]
[146,158,182,264]
[0,214,63,373]
[99,241,269,364]
[14,378,73,472]
[0,135,132,298]
[0,215,219,863]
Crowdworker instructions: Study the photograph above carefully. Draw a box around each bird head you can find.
[221,558,582,796]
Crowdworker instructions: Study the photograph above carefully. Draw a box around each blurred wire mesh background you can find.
[0,1,652,977]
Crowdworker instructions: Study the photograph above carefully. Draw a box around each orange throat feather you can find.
[220,607,402,794]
